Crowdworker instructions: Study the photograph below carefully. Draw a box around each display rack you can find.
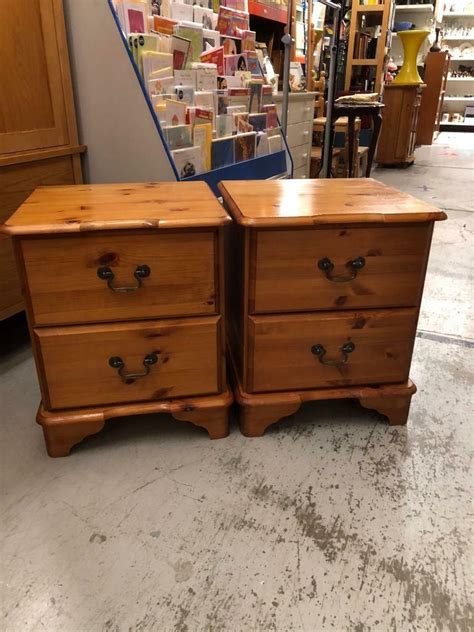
[344,0,394,94]
[62,0,292,194]
[439,8,474,131]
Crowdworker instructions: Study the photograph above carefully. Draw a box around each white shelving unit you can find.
[392,3,434,65]
[440,8,474,130]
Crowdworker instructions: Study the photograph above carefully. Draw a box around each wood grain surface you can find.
[35,316,222,409]
[251,224,432,313]
[1,182,231,235]
[218,179,447,227]
[247,308,418,392]
[21,231,217,325]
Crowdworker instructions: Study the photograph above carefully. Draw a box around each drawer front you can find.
[277,100,314,126]
[21,231,217,325]
[35,316,221,409]
[293,165,309,179]
[286,121,312,149]
[290,144,310,170]
[252,225,431,313]
[248,309,417,393]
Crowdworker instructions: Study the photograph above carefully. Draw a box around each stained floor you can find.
[1,133,473,632]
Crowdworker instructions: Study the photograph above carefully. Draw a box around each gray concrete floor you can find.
[1,133,473,632]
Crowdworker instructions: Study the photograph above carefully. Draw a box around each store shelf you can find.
[451,57,474,61]
[440,120,474,132]
[443,36,474,40]
[447,76,474,81]
[351,59,379,64]
[443,12,474,17]
[356,4,386,11]
[248,0,288,23]
[444,95,474,101]
[395,4,433,11]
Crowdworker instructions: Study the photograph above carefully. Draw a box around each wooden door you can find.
[0,0,70,154]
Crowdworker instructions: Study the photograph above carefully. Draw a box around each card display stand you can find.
[62,0,291,194]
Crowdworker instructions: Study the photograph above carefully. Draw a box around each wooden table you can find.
[219,178,446,437]
[328,103,384,178]
[1,182,233,456]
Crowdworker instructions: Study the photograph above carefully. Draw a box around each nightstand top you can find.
[218,179,447,227]
[2,182,231,235]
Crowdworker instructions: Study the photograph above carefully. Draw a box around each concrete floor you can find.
[1,133,473,632]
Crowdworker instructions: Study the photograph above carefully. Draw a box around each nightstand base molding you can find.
[37,389,233,457]
[234,380,417,437]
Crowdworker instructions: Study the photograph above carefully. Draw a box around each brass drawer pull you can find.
[97,264,151,293]
[318,256,365,283]
[311,342,355,366]
[108,352,159,384]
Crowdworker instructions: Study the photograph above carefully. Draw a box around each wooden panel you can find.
[416,52,450,146]
[0,0,69,153]
[376,85,424,166]
[35,316,221,409]
[0,155,78,319]
[21,231,217,326]
[248,309,418,393]
[0,237,22,319]
[218,179,447,227]
[252,225,432,313]
[2,182,231,235]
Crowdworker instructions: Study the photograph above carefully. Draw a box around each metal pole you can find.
[281,0,294,138]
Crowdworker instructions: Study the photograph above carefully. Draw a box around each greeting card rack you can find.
[62,0,292,195]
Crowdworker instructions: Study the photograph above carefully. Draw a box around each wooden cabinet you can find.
[274,93,315,179]
[2,182,232,456]
[416,52,451,146]
[0,0,85,321]
[219,178,446,437]
[376,84,424,166]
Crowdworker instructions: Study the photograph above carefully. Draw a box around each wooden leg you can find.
[239,401,301,437]
[38,412,106,457]
[367,110,383,177]
[172,406,230,439]
[359,392,414,426]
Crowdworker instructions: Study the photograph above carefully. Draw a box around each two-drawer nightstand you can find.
[2,182,232,456]
[219,178,446,437]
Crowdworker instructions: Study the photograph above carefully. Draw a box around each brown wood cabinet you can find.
[416,52,451,146]
[1,182,232,456]
[376,84,424,166]
[219,179,446,437]
[0,0,85,321]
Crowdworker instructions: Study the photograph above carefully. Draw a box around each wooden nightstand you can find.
[2,182,232,456]
[219,179,446,437]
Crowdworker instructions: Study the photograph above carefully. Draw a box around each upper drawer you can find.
[251,225,431,313]
[286,120,312,149]
[247,308,417,393]
[277,100,314,126]
[21,231,217,325]
[35,316,221,409]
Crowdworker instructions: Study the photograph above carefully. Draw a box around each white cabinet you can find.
[275,92,316,179]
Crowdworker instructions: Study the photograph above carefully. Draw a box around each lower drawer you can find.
[286,120,312,149]
[289,144,310,170]
[35,316,221,409]
[293,165,308,179]
[247,309,417,393]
